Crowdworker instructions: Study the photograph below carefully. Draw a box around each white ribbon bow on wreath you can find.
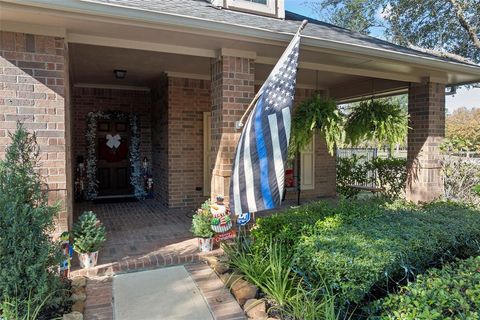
[106,134,121,149]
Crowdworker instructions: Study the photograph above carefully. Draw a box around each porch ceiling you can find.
[70,43,398,99]
[70,43,211,87]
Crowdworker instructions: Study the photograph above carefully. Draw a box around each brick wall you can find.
[167,77,211,207]
[0,31,68,236]
[210,56,256,202]
[406,82,445,202]
[151,75,169,206]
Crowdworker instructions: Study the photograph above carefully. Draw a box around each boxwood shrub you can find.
[368,256,480,319]
[251,200,480,309]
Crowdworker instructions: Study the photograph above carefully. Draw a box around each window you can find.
[225,0,284,18]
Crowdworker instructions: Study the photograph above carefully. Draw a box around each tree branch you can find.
[447,0,480,50]
[408,44,475,64]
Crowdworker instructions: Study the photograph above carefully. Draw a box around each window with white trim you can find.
[220,0,285,18]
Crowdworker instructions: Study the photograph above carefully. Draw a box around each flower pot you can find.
[198,237,213,252]
[78,251,99,269]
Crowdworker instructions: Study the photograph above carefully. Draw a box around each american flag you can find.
[229,32,301,215]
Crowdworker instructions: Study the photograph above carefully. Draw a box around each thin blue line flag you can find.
[229,31,302,215]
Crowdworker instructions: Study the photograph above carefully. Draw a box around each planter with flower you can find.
[191,199,215,252]
[72,211,106,268]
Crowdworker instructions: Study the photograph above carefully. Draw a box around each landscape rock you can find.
[70,291,86,302]
[204,256,230,274]
[244,298,267,319]
[213,261,229,274]
[71,300,85,313]
[219,272,243,288]
[73,286,86,295]
[231,279,258,306]
[63,311,83,320]
[71,276,87,288]
[203,255,219,264]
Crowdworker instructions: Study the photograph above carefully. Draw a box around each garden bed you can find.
[228,199,480,318]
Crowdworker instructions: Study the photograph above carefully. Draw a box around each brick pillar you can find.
[0,32,68,237]
[406,82,445,203]
[210,56,255,202]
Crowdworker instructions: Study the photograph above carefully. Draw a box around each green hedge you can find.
[251,200,480,308]
[253,199,386,248]
[369,256,480,319]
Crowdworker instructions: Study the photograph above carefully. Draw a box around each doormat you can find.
[92,195,139,204]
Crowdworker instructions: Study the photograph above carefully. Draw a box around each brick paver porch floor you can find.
[71,199,221,277]
[70,197,331,277]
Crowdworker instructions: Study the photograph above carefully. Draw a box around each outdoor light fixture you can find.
[114,69,127,79]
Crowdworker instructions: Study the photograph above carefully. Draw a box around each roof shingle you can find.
[90,0,474,65]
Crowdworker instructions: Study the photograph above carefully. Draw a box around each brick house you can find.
[1,0,480,237]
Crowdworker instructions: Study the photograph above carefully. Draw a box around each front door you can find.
[96,119,133,196]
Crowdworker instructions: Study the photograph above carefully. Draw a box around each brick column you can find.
[210,56,255,202]
[406,82,445,203]
[0,32,68,237]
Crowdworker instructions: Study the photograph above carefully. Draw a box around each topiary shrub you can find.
[368,256,480,319]
[0,123,63,317]
[72,211,106,254]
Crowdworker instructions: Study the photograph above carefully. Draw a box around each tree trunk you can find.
[448,0,480,50]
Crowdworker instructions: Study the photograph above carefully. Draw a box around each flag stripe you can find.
[268,112,285,196]
[232,122,245,214]
[254,98,275,209]
[282,107,291,146]
[243,111,257,213]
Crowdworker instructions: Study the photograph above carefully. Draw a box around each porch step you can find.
[70,247,223,278]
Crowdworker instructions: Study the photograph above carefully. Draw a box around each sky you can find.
[284,0,480,113]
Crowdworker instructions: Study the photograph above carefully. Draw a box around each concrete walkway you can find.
[113,266,214,320]
[85,263,245,320]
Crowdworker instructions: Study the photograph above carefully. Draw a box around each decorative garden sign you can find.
[85,110,146,200]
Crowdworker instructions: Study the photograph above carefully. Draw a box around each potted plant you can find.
[72,211,106,268]
[191,199,215,252]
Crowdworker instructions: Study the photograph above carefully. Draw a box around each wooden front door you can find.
[96,119,133,196]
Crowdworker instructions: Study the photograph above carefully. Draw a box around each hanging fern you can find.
[289,93,343,157]
[344,100,409,150]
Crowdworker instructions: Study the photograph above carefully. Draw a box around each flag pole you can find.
[235,19,309,130]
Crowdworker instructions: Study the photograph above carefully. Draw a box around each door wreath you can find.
[85,110,146,200]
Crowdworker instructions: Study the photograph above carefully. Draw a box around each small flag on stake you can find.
[229,20,308,215]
